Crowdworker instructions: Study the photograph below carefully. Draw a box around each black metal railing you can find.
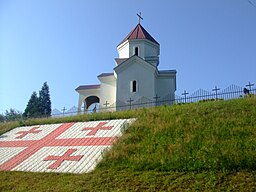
[52,83,255,117]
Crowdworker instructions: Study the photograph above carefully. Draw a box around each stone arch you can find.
[84,96,100,111]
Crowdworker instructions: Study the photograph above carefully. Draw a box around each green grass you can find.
[1,98,256,191]
[0,109,137,135]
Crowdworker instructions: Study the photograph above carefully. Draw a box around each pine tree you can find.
[38,82,51,117]
[23,91,40,118]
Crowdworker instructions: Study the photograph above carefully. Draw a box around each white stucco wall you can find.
[116,59,156,104]
[117,42,129,58]
[118,40,159,61]
[129,41,159,59]
[128,41,144,58]
[156,77,176,99]
[144,41,160,58]
[99,80,116,108]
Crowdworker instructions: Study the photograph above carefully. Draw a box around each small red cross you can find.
[83,122,113,136]
[43,148,84,169]
[15,126,42,139]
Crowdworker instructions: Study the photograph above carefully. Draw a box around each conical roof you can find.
[118,24,159,46]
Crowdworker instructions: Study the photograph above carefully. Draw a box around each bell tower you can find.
[116,23,160,67]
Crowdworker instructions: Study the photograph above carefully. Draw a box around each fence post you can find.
[153,94,160,106]
[246,82,254,93]
[62,107,66,116]
[127,98,134,110]
[103,101,109,111]
[212,86,220,100]
[182,90,189,103]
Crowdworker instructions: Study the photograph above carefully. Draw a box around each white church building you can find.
[76,22,177,112]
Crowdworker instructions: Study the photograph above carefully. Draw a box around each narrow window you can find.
[135,47,139,56]
[132,80,137,92]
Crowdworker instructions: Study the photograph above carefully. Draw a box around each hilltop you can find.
[0,97,256,191]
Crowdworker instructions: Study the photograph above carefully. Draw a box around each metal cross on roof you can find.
[137,12,143,24]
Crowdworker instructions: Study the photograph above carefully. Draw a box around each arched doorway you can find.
[84,96,100,113]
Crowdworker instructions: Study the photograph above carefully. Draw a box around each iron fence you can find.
[1,83,254,121]
[53,83,255,117]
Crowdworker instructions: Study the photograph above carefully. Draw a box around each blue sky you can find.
[0,0,256,114]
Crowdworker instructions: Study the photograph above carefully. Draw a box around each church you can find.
[76,20,177,112]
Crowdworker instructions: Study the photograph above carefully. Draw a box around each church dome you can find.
[118,24,159,46]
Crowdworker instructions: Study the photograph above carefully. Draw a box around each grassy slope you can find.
[0,98,256,191]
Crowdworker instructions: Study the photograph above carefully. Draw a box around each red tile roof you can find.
[119,24,159,46]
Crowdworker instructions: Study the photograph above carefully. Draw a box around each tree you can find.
[38,82,51,116]
[4,109,22,121]
[0,114,5,122]
[23,91,40,118]
[23,82,52,118]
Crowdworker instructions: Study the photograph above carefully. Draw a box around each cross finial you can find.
[246,81,254,91]
[62,107,66,116]
[137,12,143,24]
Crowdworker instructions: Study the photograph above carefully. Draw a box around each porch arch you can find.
[84,96,100,110]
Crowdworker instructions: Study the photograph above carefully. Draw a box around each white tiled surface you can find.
[0,119,135,174]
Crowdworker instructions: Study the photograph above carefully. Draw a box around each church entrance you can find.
[84,96,100,113]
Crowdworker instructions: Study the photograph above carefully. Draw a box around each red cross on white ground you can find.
[15,126,41,139]
[0,119,134,174]
[44,148,84,169]
[83,122,113,136]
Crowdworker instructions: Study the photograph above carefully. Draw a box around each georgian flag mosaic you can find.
[0,119,135,174]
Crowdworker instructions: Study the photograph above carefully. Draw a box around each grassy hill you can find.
[0,98,256,191]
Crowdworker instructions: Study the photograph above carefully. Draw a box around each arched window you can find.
[131,80,137,92]
[134,47,139,56]
[132,80,137,92]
